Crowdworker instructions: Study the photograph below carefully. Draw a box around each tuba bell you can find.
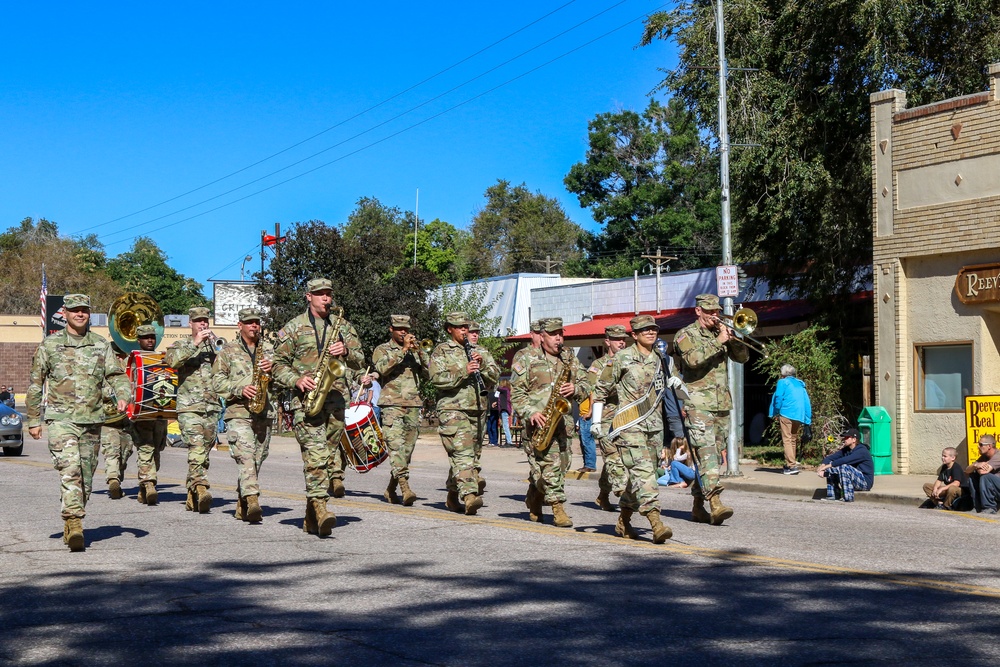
[109,293,164,353]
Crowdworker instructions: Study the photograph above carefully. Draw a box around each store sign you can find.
[213,283,266,326]
[965,395,1000,463]
[955,263,1000,304]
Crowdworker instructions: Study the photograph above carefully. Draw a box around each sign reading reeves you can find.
[965,395,1000,464]
[213,282,267,326]
[955,263,1000,304]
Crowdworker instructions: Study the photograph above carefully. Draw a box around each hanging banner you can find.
[45,295,66,335]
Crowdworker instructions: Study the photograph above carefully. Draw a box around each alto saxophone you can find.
[529,349,573,454]
[303,318,346,417]
[247,354,271,415]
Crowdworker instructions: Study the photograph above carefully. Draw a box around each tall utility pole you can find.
[716,0,742,476]
[641,247,677,314]
[531,255,563,273]
[413,189,419,268]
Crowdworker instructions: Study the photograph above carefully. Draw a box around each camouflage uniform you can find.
[429,326,499,502]
[469,340,499,478]
[100,351,134,486]
[594,343,664,516]
[373,333,429,483]
[211,335,273,504]
[674,316,749,497]
[272,309,364,499]
[510,346,590,506]
[27,324,130,521]
[509,344,542,476]
[164,325,221,497]
[586,351,627,500]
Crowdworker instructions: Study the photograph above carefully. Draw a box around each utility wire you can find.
[95,0,630,245]
[69,0,583,237]
[101,6,666,249]
[206,243,264,282]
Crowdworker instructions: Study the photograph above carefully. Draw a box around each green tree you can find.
[464,180,583,277]
[564,98,721,277]
[433,279,514,372]
[404,218,472,283]
[105,237,209,314]
[640,0,1000,322]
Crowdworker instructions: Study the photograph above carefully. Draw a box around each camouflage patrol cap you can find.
[604,324,628,339]
[445,311,469,328]
[135,324,157,337]
[529,320,543,333]
[390,314,412,329]
[542,317,564,333]
[630,314,658,332]
[238,307,262,323]
[63,294,90,309]
[467,321,481,332]
[189,306,210,321]
[695,293,721,311]
[306,277,333,293]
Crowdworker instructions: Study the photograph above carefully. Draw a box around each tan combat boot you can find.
[185,489,196,512]
[137,482,146,505]
[691,494,711,523]
[302,500,318,534]
[477,475,487,495]
[709,492,734,526]
[646,509,672,544]
[329,478,346,498]
[525,483,543,522]
[143,482,158,506]
[65,518,85,552]
[311,498,336,537]
[234,495,245,521]
[383,477,401,505]
[398,478,417,506]
[108,479,123,500]
[445,490,462,513]
[245,495,263,523]
[595,488,615,512]
[615,507,639,540]
[464,493,483,516]
[551,502,573,528]
[195,485,212,513]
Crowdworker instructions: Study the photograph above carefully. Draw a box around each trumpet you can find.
[404,334,434,354]
[202,331,226,353]
[712,307,768,357]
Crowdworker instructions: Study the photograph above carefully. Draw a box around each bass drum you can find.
[341,404,388,473]
[127,351,178,420]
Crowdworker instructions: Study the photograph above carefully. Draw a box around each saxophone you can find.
[529,348,573,454]
[303,317,346,417]
[247,353,271,415]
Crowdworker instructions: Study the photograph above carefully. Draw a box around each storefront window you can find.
[915,343,972,411]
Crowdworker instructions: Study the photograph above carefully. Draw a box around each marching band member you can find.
[429,312,499,515]
[271,278,363,537]
[132,325,169,505]
[466,320,499,494]
[372,314,429,506]
[510,317,590,528]
[101,345,133,501]
[164,306,222,513]
[211,307,273,523]
[27,293,130,552]
[584,324,629,512]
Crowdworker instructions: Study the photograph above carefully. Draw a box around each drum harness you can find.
[606,352,667,441]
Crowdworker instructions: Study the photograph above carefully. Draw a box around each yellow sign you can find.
[965,395,1000,463]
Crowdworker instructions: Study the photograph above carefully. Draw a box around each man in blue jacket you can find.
[816,428,874,501]
[768,364,812,474]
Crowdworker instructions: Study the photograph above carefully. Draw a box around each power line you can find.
[206,242,264,282]
[68,0,585,238]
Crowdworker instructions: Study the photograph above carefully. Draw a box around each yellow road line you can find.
[6,457,1000,598]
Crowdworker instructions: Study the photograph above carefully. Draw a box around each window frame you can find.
[913,340,974,413]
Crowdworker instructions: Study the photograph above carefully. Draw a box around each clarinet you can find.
[462,334,488,396]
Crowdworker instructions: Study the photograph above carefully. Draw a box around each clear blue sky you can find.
[1,1,677,288]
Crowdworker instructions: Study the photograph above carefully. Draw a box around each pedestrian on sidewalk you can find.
[769,364,812,475]
[816,428,873,501]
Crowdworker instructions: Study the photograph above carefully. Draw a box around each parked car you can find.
[0,403,23,456]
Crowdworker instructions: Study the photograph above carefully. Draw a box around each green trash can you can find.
[858,406,893,475]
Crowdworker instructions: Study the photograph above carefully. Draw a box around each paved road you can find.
[1,433,998,666]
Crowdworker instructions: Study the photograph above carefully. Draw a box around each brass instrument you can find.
[303,317,347,417]
[109,292,164,353]
[462,334,488,396]
[202,331,226,353]
[405,334,434,354]
[713,307,768,357]
[529,348,573,454]
[248,354,272,414]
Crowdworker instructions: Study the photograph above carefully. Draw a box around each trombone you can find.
[713,307,768,357]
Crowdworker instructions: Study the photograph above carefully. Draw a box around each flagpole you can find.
[39,263,47,339]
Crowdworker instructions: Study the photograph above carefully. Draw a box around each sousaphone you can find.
[108,292,165,353]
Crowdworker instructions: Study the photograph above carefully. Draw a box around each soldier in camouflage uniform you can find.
[429,312,499,515]
[27,293,130,552]
[211,307,273,524]
[510,317,591,528]
[129,325,169,505]
[467,320,499,494]
[272,278,364,536]
[164,306,221,513]
[372,314,429,506]
[584,324,629,512]
[100,346,133,500]
[510,319,544,501]
[592,315,677,543]
[674,293,749,526]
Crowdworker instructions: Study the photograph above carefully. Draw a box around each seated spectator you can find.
[921,447,968,510]
[0,386,9,403]
[658,437,697,488]
[965,435,1000,514]
[816,428,874,502]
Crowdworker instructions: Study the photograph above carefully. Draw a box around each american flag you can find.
[40,264,47,333]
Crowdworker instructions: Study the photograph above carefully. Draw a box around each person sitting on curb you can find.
[921,446,968,510]
[816,428,873,502]
[658,438,697,488]
[965,435,1000,514]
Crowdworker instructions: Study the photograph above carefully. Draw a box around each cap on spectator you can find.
[238,307,262,323]
[695,294,721,311]
[390,314,411,329]
[542,317,563,333]
[188,306,210,320]
[841,428,861,440]
[530,320,542,333]
[63,294,91,309]
[445,311,469,328]
[306,277,333,293]
[630,314,657,332]
[604,324,628,339]
[135,324,157,337]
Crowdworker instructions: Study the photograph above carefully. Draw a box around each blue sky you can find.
[1,1,677,287]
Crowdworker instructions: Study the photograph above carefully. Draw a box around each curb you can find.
[724,480,923,508]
